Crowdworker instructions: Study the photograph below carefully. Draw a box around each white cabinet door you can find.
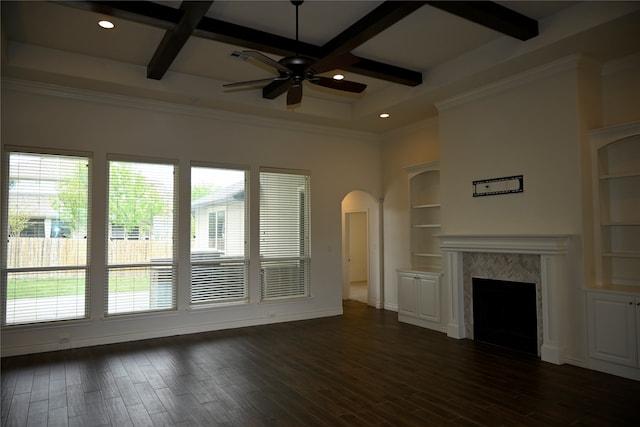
[398,273,418,316]
[588,293,637,367]
[417,275,440,322]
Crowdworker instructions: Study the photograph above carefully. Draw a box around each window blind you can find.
[106,159,177,315]
[3,151,90,325]
[191,166,249,305]
[259,169,310,300]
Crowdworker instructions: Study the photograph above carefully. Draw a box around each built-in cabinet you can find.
[398,162,443,331]
[398,270,441,331]
[587,122,640,381]
[587,291,640,379]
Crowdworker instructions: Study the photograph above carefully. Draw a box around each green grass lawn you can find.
[6,276,151,299]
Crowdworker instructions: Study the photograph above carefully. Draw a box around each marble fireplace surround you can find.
[439,234,573,365]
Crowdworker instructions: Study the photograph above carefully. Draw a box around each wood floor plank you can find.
[13,369,34,396]
[3,301,640,426]
[104,396,134,427]
[48,373,68,410]
[133,381,167,416]
[114,375,143,407]
[125,403,156,426]
[25,399,48,427]
[64,384,85,419]
[47,406,69,427]
[6,392,30,427]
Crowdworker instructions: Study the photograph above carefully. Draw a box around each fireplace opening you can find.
[472,278,537,355]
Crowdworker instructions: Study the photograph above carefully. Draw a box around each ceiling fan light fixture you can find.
[379,113,391,119]
[223,0,366,106]
[98,20,114,29]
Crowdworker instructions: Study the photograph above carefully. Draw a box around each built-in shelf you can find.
[405,162,441,272]
[591,122,640,290]
[600,171,640,180]
[413,203,441,209]
[603,252,640,258]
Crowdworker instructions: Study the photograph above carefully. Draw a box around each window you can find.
[191,165,248,305]
[208,210,226,251]
[3,150,90,325]
[106,158,177,315]
[259,168,310,300]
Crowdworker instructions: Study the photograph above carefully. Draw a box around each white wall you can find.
[438,61,583,235]
[602,53,640,127]
[0,81,382,356]
[347,212,368,282]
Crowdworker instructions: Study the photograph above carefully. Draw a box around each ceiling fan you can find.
[223,0,367,106]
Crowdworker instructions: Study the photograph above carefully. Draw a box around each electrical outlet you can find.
[58,334,71,350]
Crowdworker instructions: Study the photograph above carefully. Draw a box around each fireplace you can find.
[439,234,573,365]
[472,278,538,355]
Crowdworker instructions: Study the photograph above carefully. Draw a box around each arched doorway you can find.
[341,190,382,308]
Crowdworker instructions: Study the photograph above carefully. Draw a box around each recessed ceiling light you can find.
[332,74,345,80]
[379,113,390,119]
[98,20,114,29]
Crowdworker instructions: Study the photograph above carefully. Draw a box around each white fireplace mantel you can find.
[438,234,574,365]
[439,234,572,254]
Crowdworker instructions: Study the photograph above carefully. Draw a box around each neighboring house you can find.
[8,154,76,238]
[191,181,245,258]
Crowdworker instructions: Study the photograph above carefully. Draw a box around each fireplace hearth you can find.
[472,278,538,355]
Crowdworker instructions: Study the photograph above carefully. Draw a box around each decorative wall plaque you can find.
[473,175,523,197]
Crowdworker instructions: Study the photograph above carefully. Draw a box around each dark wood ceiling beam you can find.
[147,1,213,80]
[426,1,538,41]
[345,58,422,87]
[320,1,427,57]
[56,1,536,87]
[193,18,324,59]
[57,0,422,86]
[195,17,422,86]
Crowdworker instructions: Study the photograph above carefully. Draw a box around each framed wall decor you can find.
[473,175,524,197]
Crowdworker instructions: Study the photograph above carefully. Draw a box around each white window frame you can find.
[190,163,249,307]
[105,155,178,316]
[259,167,311,301]
[2,147,92,326]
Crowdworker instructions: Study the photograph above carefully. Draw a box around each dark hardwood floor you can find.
[2,300,640,426]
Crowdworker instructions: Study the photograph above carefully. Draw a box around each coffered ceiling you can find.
[2,1,640,133]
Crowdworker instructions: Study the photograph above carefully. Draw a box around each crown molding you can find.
[435,54,586,112]
[2,78,380,143]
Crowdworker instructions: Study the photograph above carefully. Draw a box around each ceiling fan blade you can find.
[223,77,286,88]
[263,79,291,100]
[309,52,359,74]
[231,50,291,75]
[287,84,303,106]
[310,76,367,93]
